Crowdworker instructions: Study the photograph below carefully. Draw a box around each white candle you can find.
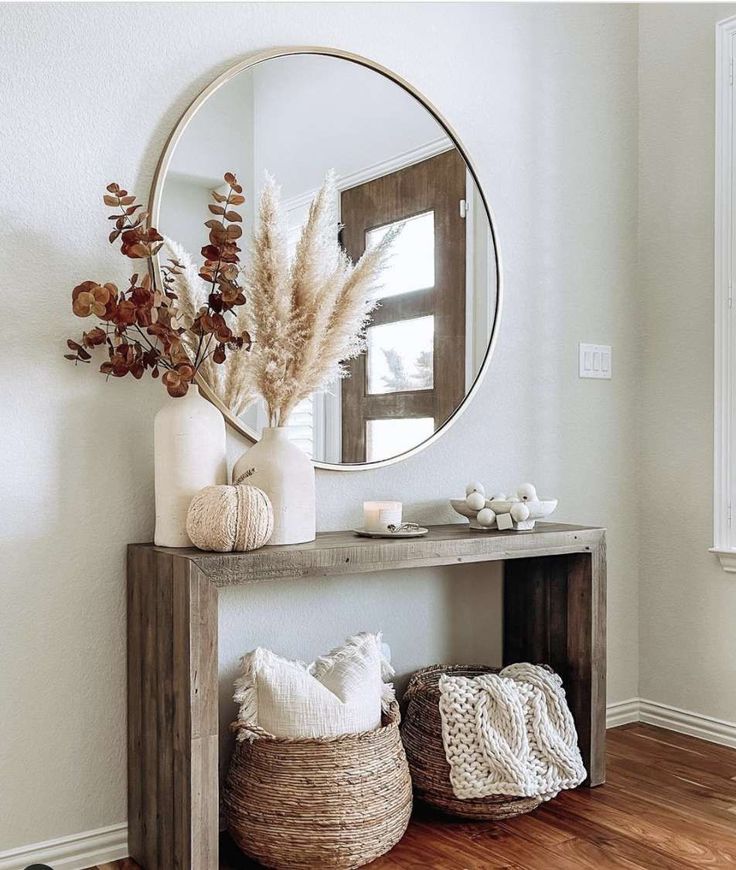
[363,500,402,532]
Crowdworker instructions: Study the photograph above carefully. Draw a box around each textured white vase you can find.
[232,427,316,545]
[154,385,227,547]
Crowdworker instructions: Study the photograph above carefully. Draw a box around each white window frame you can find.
[712,15,736,571]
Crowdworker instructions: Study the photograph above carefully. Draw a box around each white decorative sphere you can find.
[186,484,274,552]
[517,483,538,502]
[476,507,496,527]
[511,503,531,522]
[465,491,486,512]
[465,481,486,497]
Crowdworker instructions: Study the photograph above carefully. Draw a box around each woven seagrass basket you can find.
[402,664,543,820]
[224,701,412,870]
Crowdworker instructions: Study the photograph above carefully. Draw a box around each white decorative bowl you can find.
[449,497,558,531]
[488,498,558,520]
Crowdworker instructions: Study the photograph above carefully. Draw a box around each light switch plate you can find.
[579,343,612,379]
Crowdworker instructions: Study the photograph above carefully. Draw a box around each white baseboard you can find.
[4,700,734,870]
[606,697,640,728]
[638,698,736,749]
[0,822,128,870]
[607,697,736,749]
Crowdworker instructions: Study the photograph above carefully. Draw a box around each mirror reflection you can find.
[156,53,498,465]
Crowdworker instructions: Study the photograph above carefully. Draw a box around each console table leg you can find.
[128,548,219,869]
[503,545,607,786]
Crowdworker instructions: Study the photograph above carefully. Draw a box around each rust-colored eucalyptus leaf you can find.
[120,226,164,258]
[162,364,194,397]
[220,264,238,280]
[83,327,107,347]
[208,227,227,246]
[72,283,110,317]
[208,293,224,313]
[114,299,136,326]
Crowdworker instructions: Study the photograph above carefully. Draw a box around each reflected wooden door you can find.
[340,149,467,463]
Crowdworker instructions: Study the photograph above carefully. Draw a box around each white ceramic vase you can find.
[154,385,227,547]
[232,427,316,545]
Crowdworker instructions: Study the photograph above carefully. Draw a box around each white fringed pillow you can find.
[233,633,394,739]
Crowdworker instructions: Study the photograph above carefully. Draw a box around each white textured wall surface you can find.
[638,4,736,720]
[0,2,640,851]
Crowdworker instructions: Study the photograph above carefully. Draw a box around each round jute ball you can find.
[186,484,274,552]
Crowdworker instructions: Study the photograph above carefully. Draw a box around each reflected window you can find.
[367,316,434,394]
[366,211,435,298]
[366,418,435,463]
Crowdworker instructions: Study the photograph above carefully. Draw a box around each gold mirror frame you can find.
[149,46,503,471]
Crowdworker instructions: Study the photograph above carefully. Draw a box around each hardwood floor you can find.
[91,724,736,869]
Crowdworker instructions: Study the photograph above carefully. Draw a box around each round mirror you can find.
[151,48,501,469]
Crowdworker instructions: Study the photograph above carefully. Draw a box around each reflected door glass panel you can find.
[366,418,435,462]
[365,211,435,298]
[367,316,434,394]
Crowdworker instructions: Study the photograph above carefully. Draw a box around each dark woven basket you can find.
[401,664,543,820]
[224,701,412,870]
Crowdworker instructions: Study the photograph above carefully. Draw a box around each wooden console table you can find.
[127,522,606,869]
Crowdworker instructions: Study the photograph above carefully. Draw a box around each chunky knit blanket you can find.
[438,663,586,801]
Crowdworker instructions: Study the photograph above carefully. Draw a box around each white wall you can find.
[0,2,640,853]
[638,4,736,721]
[252,54,444,199]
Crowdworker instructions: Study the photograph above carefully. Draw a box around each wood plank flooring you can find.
[91,724,736,869]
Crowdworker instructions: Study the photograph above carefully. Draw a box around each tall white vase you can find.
[232,427,316,545]
[154,385,227,547]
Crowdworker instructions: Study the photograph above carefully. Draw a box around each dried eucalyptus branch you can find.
[64,174,251,398]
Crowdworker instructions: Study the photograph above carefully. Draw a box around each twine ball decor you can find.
[186,484,274,551]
